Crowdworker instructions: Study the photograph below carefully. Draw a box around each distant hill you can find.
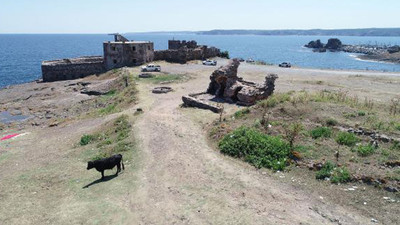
[196,28,400,36]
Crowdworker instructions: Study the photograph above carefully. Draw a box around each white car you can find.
[141,64,161,72]
[202,59,217,66]
[279,62,291,68]
[246,58,255,63]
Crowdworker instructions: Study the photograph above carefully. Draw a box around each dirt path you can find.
[127,75,371,224]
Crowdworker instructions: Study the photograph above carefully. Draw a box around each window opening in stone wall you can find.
[132,46,136,51]
[111,46,116,51]
[133,59,137,64]
[113,59,117,64]
[148,46,150,50]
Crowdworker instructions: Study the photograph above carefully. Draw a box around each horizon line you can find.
[1,27,400,35]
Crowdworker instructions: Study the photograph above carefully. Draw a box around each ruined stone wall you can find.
[103,41,154,70]
[41,56,105,82]
[168,40,197,49]
[154,46,220,64]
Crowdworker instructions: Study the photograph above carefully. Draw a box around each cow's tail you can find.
[122,161,125,170]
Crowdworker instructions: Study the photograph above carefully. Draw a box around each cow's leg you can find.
[116,163,121,175]
[101,170,105,180]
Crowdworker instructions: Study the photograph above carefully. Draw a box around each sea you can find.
[0,34,400,88]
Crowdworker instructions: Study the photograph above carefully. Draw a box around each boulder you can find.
[325,38,343,50]
[388,45,400,54]
[305,39,324,49]
[182,95,222,113]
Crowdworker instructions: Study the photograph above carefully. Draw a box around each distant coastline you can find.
[128,28,400,37]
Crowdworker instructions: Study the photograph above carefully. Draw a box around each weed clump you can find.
[316,161,335,180]
[335,132,359,147]
[310,127,332,139]
[80,134,96,146]
[326,118,338,126]
[356,144,375,157]
[234,108,250,119]
[219,126,290,170]
[316,161,351,184]
[79,115,133,160]
[330,167,351,184]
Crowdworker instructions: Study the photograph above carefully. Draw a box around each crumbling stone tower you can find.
[103,34,154,70]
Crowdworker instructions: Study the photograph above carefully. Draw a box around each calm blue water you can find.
[0,34,400,88]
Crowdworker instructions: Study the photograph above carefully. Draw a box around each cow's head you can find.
[87,161,94,170]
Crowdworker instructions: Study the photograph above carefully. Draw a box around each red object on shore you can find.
[1,133,19,141]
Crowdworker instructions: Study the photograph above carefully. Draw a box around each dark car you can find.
[279,62,291,68]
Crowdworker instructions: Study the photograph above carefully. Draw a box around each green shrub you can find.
[357,111,366,116]
[391,141,400,150]
[80,134,95,146]
[330,167,351,184]
[335,132,359,147]
[316,161,335,180]
[99,104,117,115]
[316,162,351,184]
[234,108,250,119]
[356,144,375,157]
[218,127,290,170]
[113,142,133,152]
[258,93,290,109]
[310,127,332,139]
[218,50,230,59]
[326,118,338,126]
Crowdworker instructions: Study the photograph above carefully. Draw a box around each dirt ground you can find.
[0,59,399,224]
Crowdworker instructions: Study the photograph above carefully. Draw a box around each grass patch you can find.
[358,111,366,116]
[356,144,375,157]
[330,167,351,184]
[316,161,351,184]
[218,126,290,171]
[233,108,250,119]
[80,134,96,146]
[335,132,359,147]
[325,118,338,126]
[316,161,335,180]
[310,127,332,139]
[80,115,134,160]
[257,93,291,108]
[99,104,117,115]
[145,73,185,84]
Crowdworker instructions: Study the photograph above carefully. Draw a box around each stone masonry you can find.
[41,56,105,82]
[206,59,278,106]
[154,40,221,64]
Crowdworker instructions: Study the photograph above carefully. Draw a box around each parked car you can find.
[238,58,245,62]
[202,59,217,66]
[141,64,161,72]
[279,62,291,68]
[246,58,255,63]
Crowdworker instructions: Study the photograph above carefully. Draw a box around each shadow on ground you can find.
[83,174,119,189]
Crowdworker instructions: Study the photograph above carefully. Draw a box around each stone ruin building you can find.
[41,34,221,82]
[182,59,278,112]
[207,59,278,106]
[154,40,221,64]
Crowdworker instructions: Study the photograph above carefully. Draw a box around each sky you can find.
[0,0,399,33]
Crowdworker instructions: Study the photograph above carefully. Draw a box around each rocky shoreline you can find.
[305,38,400,64]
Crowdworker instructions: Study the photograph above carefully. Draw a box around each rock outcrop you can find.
[325,38,342,50]
[305,38,342,51]
[305,39,324,49]
[207,59,278,106]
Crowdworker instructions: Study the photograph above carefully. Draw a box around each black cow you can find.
[87,154,124,179]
